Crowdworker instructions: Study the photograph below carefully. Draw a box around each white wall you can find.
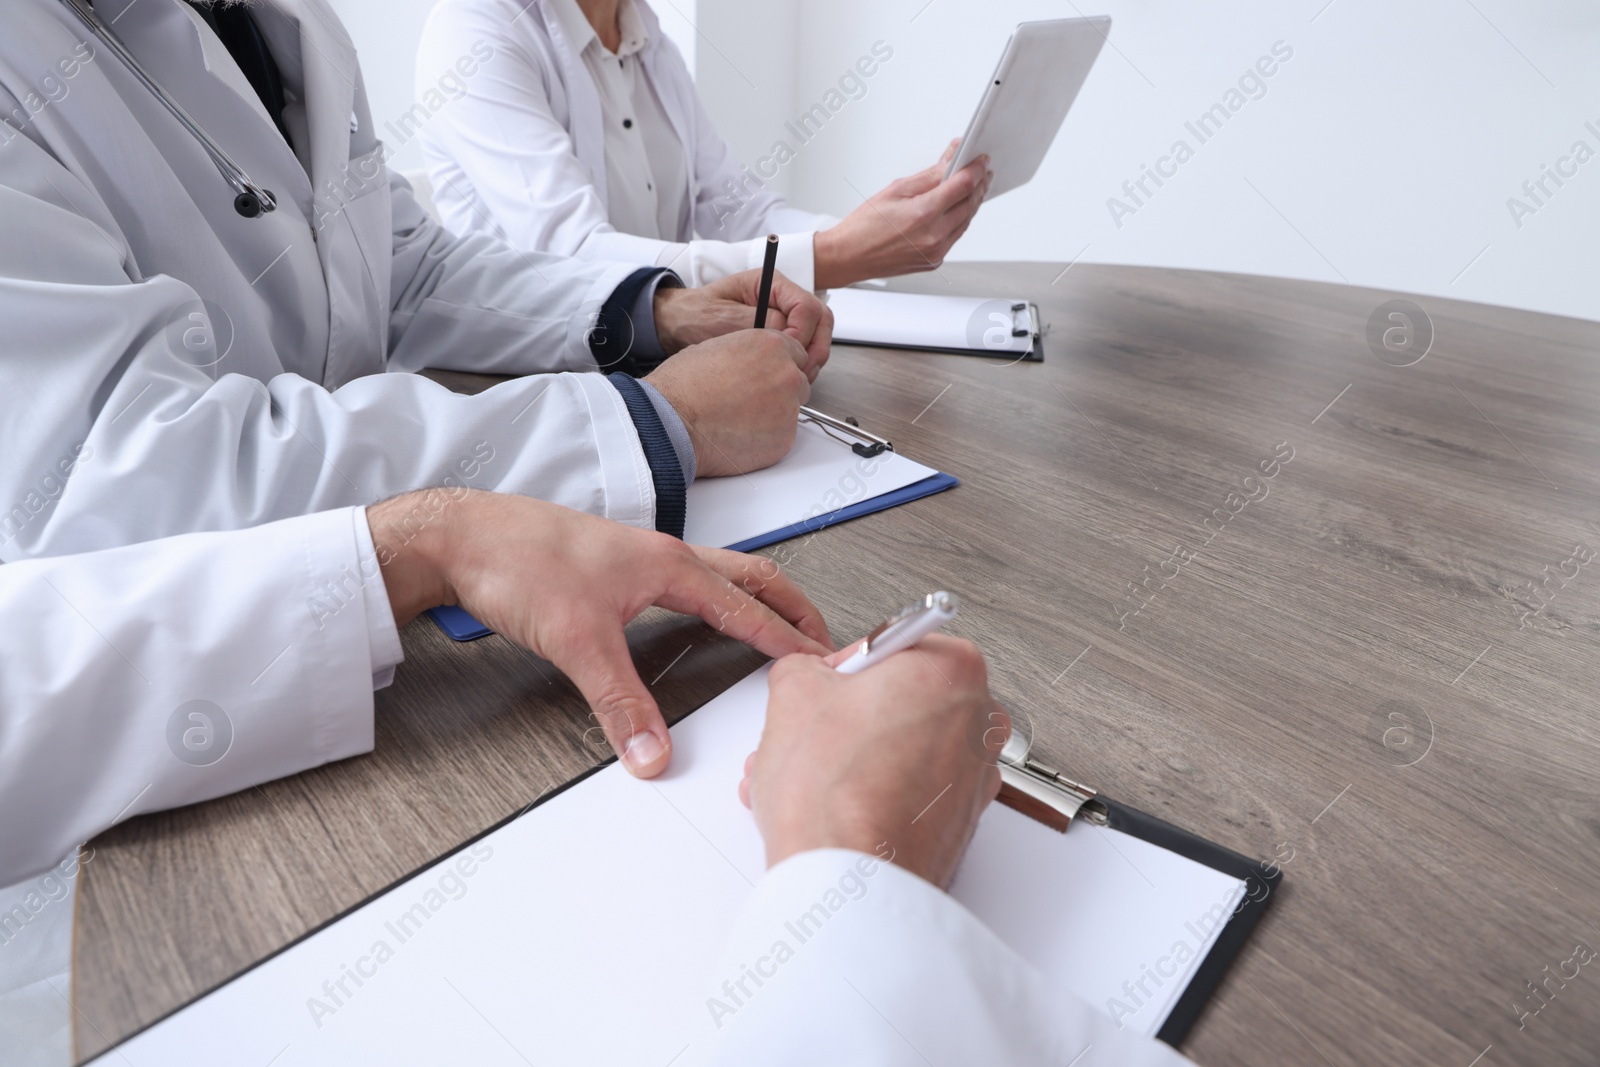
[332,0,1600,322]
[739,0,1600,322]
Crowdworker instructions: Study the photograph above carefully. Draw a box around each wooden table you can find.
[75,264,1600,1065]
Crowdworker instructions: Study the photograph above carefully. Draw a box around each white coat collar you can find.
[546,0,649,59]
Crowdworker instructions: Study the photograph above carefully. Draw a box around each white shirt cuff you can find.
[353,508,404,690]
[762,230,818,292]
[652,231,819,291]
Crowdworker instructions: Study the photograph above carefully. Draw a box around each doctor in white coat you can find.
[0,487,832,1066]
[0,491,1190,1067]
[0,0,828,567]
[417,0,993,291]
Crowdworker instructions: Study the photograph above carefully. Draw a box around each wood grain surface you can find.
[74,263,1600,1065]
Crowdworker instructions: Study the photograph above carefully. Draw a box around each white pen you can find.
[835,592,959,675]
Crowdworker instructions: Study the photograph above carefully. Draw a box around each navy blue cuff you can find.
[606,373,687,539]
[593,267,681,376]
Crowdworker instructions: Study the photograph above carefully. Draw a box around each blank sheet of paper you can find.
[683,420,939,549]
[100,668,1242,1065]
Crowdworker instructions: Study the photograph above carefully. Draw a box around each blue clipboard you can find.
[427,471,959,642]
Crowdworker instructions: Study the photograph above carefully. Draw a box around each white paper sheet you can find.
[98,668,1245,1065]
[683,419,940,549]
[827,288,1036,355]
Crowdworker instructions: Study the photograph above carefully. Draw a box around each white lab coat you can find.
[0,0,659,564]
[702,850,1197,1066]
[0,506,391,1066]
[417,0,833,287]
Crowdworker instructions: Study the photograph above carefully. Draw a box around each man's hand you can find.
[643,330,811,477]
[740,635,1007,887]
[654,269,831,381]
[813,141,992,291]
[369,490,834,777]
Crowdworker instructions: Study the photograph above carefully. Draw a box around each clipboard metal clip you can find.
[1009,302,1034,338]
[801,406,893,459]
[997,732,1110,833]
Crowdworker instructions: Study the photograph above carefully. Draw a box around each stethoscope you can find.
[57,0,278,217]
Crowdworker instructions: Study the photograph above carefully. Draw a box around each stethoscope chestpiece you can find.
[233,186,278,218]
[233,191,268,219]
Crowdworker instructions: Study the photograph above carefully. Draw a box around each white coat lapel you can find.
[635,1,697,239]
[537,0,609,207]
[255,0,392,385]
[255,0,360,203]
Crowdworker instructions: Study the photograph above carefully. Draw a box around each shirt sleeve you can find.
[654,229,821,292]
[0,509,386,887]
[352,507,404,690]
[697,849,1200,1067]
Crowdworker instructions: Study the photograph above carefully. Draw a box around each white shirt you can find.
[418,0,835,289]
[548,0,687,242]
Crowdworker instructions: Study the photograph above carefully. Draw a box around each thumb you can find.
[558,623,673,777]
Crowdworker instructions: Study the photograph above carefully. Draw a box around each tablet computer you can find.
[946,17,1111,199]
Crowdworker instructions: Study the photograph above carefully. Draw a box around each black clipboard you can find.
[1095,798,1282,1045]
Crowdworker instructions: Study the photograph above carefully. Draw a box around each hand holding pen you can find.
[739,593,1012,887]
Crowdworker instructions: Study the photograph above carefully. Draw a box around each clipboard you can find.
[430,412,958,642]
[984,728,1280,1042]
[87,663,1278,1063]
[826,288,1045,361]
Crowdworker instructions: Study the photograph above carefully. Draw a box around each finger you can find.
[760,308,823,383]
[691,546,835,650]
[554,622,673,777]
[767,273,827,359]
[921,156,989,216]
[823,639,865,668]
[657,554,831,661]
[706,270,760,305]
[938,138,961,168]
[806,300,834,378]
[739,750,757,809]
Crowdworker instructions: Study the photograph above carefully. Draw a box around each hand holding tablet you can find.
[947,17,1112,199]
